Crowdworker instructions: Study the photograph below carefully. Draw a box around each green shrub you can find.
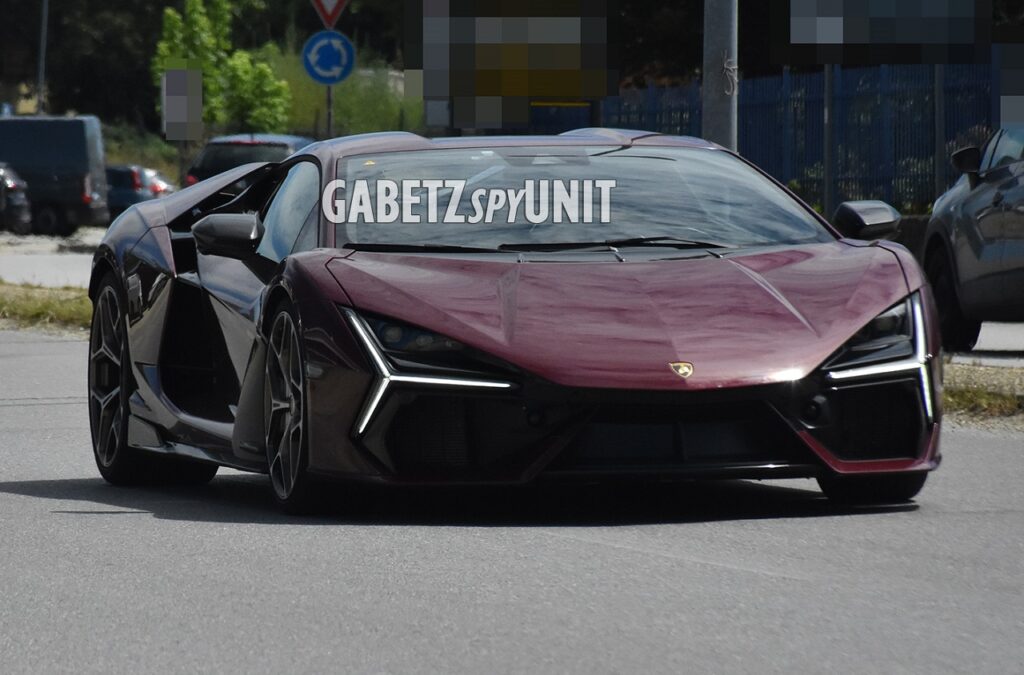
[103,124,179,178]
[265,51,422,138]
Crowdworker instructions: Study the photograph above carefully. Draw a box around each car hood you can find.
[326,242,912,390]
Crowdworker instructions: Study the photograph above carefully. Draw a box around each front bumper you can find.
[349,374,938,484]
[304,308,941,486]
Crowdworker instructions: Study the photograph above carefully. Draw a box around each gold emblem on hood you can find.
[669,362,694,378]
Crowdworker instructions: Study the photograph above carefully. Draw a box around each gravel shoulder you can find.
[945,361,1024,396]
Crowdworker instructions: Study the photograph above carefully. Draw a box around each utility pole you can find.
[701,0,738,150]
[36,0,49,114]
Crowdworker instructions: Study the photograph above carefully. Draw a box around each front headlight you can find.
[363,316,466,354]
[824,293,935,423]
[340,308,516,436]
[347,309,519,377]
[825,297,914,370]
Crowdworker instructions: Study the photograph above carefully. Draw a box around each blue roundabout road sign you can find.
[302,30,356,86]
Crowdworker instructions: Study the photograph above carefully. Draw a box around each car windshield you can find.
[196,143,292,175]
[332,145,832,249]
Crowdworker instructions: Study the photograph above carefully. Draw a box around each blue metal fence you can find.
[599,64,992,209]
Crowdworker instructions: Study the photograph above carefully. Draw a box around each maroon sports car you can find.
[88,129,942,512]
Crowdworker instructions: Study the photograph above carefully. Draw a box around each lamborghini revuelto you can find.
[88,129,942,512]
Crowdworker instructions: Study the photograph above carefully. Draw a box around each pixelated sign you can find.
[771,0,999,65]
[161,63,203,142]
[404,0,617,130]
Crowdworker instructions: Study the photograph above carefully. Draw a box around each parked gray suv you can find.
[921,126,1024,351]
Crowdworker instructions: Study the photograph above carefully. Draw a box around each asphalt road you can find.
[1,329,1022,674]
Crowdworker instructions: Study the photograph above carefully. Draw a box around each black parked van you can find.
[0,116,109,235]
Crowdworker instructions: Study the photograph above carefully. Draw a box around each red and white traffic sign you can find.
[310,0,349,28]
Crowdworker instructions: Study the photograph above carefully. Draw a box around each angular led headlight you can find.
[364,316,465,354]
[825,297,913,370]
[340,308,514,436]
[826,293,935,422]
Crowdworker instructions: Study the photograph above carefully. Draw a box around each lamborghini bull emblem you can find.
[669,362,694,379]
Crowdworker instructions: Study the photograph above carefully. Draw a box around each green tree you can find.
[152,0,225,125]
[151,0,290,133]
[224,51,291,133]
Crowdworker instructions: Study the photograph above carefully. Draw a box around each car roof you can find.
[208,134,315,148]
[297,128,720,164]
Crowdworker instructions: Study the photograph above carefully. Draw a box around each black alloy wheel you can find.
[265,301,319,512]
[89,273,218,485]
[89,282,128,475]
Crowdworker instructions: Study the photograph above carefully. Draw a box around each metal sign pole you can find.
[326,85,333,139]
[701,0,738,151]
[303,30,354,135]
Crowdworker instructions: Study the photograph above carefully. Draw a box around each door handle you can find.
[992,191,1005,207]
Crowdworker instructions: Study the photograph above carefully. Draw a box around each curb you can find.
[56,243,98,255]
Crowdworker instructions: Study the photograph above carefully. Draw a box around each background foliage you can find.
[1,0,1019,139]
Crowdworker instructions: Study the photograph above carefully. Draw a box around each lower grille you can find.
[550,401,807,470]
[387,396,471,471]
[816,379,923,461]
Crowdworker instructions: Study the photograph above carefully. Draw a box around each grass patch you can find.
[943,387,1024,417]
[264,51,423,137]
[0,282,91,329]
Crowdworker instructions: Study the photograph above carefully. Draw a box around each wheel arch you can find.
[922,226,960,285]
[260,283,295,339]
[88,247,118,301]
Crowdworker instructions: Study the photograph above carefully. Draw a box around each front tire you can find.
[925,249,980,352]
[817,472,928,505]
[264,300,320,514]
[33,205,62,236]
[89,273,218,486]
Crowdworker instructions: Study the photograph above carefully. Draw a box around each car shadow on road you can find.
[0,473,917,526]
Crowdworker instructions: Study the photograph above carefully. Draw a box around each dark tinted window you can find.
[0,119,89,170]
[990,128,1024,170]
[980,132,1000,170]
[194,143,292,176]
[257,162,321,263]
[292,207,320,253]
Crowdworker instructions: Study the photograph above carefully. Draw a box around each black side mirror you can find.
[192,212,264,259]
[951,146,981,176]
[832,200,902,240]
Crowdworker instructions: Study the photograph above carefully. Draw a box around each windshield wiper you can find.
[602,236,736,249]
[498,236,735,252]
[343,242,502,254]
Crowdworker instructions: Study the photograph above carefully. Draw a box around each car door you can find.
[197,160,322,389]
[953,131,1012,316]
[993,128,1024,318]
